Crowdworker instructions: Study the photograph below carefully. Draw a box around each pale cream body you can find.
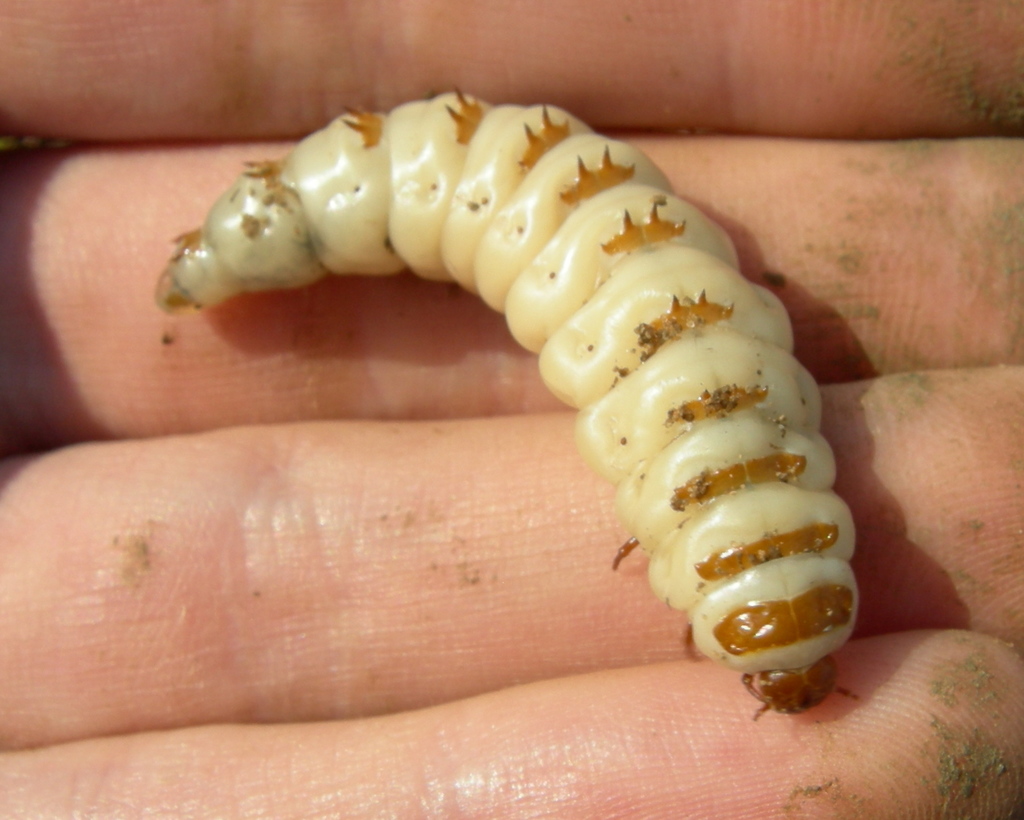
[158,93,857,676]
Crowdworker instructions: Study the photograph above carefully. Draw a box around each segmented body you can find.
[157,92,858,714]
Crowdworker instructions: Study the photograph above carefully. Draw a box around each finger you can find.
[3,633,1023,818]
[3,135,1023,450]
[0,414,639,749]
[2,0,1023,139]
[2,369,1021,749]
[824,366,1024,649]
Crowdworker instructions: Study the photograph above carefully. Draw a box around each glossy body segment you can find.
[573,327,822,481]
[713,583,855,656]
[645,483,855,613]
[384,95,488,279]
[694,522,840,581]
[279,117,402,275]
[440,103,591,292]
[506,189,742,355]
[691,555,857,672]
[470,134,670,311]
[535,245,790,406]
[614,415,836,546]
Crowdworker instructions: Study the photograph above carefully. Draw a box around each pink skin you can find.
[1,2,1023,816]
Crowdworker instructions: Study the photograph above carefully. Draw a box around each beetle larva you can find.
[157,92,857,715]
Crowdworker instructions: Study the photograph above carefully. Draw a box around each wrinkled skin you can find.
[1,1,1023,817]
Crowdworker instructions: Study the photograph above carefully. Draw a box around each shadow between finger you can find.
[0,148,106,457]
[699,203,880,385]
[823,381,970,639]
[202,272,524,374]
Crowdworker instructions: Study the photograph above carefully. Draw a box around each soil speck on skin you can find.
[788,778,838,801]
[868,371,935,423]
[114,533,152,587]
[928,719,1009,810]
[456,560,482,587]
[836,246,865,276]
[984,198,1024,363]
[782,777,864,815]
[929,652,997,709]
[986,199,1024,276]
[841,303,881,321]
[884,4,1024,131]
[953,63,1024,131]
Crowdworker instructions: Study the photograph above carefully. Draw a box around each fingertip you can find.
[808,631,1024,815]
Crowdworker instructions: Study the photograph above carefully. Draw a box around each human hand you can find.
[1,1,1023,816]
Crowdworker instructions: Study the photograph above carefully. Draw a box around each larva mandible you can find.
[157,91,858,716]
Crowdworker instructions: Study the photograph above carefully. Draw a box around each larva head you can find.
[155,229,219,313]
[156,162,326,313]
[741,655,838,717]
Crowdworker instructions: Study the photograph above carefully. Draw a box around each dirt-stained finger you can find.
[0,368,1021,749]
[1,0,1023,139]
[1,633,1022,818]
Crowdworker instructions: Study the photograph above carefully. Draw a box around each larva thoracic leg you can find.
[157,92,858,716]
